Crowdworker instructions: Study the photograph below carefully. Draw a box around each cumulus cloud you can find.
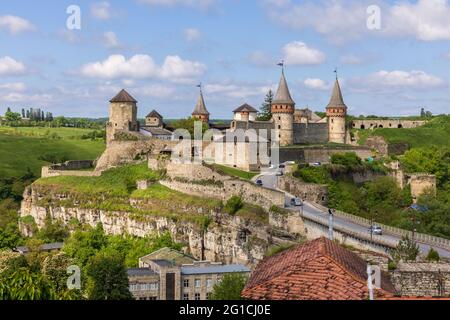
[183,28,202,42]
[350,70,445,93]
[0,56,27,76]
[282,41,326,65]
[0,92,53,103]
[0,15,35,35]
[102,31,121,48]
[91,2,112,20]
[79,54,206,83]
[263,0,450,43]
[303,78,329,90]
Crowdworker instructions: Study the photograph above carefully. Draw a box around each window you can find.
[195,279,201,288]
[183,293,189,301]
[183,279,190,288]
[206,279,213,288]
[195,293,201,301]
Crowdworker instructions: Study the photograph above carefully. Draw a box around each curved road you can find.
[254,167,450,259]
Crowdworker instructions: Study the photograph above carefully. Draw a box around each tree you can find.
[210,273,247,300]
[257,90,274,121]
[426,248,440,262]
[0,268,56,300]
[224,196,243,215]
[391,237,420,262]
[171,117,209,136]
[86,252,133,300]
[4,110,21,123]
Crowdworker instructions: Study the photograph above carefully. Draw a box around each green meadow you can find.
[0,127,106,178]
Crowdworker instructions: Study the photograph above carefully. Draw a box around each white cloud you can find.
[91,2,112,20]
[0,56,27,76]
[350,70,445,92]
[138,0,216,10]
[282,41,326,65]
[304,78,329,90]
[0,82,26,92]
[102,31,121,48]
[0,15,35,35]
[0,92,53,103]
[183,28,202,42]
[79,54,206,83]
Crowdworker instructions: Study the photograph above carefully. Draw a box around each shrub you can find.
[388,260,397,271]
[224,196,243,215]
[391,236,420,262]
[331,153,362,167]
[426,248,440,262]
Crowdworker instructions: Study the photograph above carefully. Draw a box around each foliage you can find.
[293,165,331,184]
[426,248,440,262]
[391,237,420,263]
[210,273,247,300]
[224,196,244,215]
[86,252,133,300]
[171,117,209,136]
[257,90,274,121]
[330,153,363,167]
[36,215,69,243]
[0,268,56,300]
[208,164,258,180]
[266,244,294,257]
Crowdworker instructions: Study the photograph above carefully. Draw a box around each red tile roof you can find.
[242,237,395,300]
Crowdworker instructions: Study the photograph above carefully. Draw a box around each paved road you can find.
[254,167,450,259]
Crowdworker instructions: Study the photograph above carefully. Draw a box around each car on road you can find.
[276,171,284,176]
[279,164,286,169]
[368,226,383,236]
[290,197,303,207]
[256,179,263,186]
[311,162,322,167]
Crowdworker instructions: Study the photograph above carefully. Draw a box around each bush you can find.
[391,237,420,262]
[331,153,362,167]
[426,248,440,262]
[388,260,397,271]
[210,273,247,300]
[224,196,244,215]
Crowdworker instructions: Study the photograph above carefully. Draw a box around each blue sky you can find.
[1,0,450,119]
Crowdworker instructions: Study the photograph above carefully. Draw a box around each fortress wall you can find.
[166,163,231,182]
[352,119,427,130]
[293,123,329,144]
[160,179,285,211]
[279,147,373,164]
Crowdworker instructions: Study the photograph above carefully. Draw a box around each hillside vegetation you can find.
[0,127,106,178]
[357,115,450,148]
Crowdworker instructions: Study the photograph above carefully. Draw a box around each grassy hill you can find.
[357,115,450,149]
[0,127,106,178]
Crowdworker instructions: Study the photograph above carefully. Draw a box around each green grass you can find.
[210,164,259,180]
[0,127,105,178]
[35,163,160,197]
[357,115,450,149]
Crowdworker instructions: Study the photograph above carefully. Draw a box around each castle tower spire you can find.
[192,84,210,124]
[326,76,348,144]
[272,64,295,146]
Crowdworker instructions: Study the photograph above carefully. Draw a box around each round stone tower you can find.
[106,89,139,145]
[326,78,348,144]
[271,69,295,147]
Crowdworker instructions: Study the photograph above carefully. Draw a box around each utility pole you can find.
[328,209,334,241]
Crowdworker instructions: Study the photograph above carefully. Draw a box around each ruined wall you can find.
[160,179,285,211]
[278,175,328,205]
[409,174,437,202]
[364,136,409,156]
[293,123,328,145]
[279,147,372,164]
[41,161,101,178]
[390,263,450,297]
[352,119,427,130]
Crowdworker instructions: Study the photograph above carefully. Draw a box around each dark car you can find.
[279,164,286,169]
[256,180,263,186]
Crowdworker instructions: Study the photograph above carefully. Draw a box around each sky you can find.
[1,0,450,119]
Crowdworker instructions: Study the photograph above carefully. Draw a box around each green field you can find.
[210,164,259,180]
[0,127,106,178]
[357,116,450,149]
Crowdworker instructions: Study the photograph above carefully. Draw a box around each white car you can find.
[290,198,303,207]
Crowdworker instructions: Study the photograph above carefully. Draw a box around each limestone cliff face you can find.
[20,186,280,267]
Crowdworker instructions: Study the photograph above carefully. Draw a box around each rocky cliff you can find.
[20,185,303,267]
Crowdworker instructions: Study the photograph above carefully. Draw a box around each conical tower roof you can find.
[273,69,295,105]
[110,89,137,103]
[327,79,347,109]
[192,90,210,116]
